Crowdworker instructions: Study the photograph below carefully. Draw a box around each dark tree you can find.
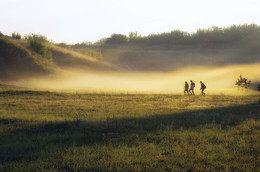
[105,34,128,45]
[12,32,21,40]
[257,84,260,91]
[23,34,49,42]
[235,75,251,89]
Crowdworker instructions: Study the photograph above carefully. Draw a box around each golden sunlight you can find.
[14,63,260,95]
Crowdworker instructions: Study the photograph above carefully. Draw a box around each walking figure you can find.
[200,81,206,95]
[184,81,190,96]
[189,80,195,95]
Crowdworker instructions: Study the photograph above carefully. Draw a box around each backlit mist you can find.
[12,63,260,94]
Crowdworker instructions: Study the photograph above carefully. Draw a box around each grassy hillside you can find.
[0,36,56,80]
[0,90,259,171]
[0,36,117,81]
[45,43,117,71]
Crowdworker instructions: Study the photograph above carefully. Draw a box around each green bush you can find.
[235,75,251,89]
[24,34,48,42]
[12,32,21,40]
[29,40,52,60]
[105,34,128,45]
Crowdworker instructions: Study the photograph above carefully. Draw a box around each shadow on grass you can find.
[0,102,259,163]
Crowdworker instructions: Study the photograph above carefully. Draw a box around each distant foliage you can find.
[56,42,72,49]
[73,42,92,47]
[0,32,4,36]
[12,32,22,40]
[95,24,260,48]
[129,31,142,40]
[235,75,251,89]
[128,31,142,45]
[24,34,49,42]
[105,34,128,45]
[85,49,103,60]
[93,38,106,46]
[29,40,52,60]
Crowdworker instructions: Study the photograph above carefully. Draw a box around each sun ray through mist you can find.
[12,63,260,95]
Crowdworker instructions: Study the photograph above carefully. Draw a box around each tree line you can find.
[10,33,49,42]
[72,24,260,49]
[6,24,259,50]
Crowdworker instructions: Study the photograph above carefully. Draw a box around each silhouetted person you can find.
[189,80,195,95]
[184,81,190,96]
[200,81,206,95]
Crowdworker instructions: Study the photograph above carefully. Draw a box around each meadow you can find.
[0,90,259,171]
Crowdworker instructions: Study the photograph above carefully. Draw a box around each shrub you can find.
[105,34,128,45]
[235,75,251,89]
[0,32,4,36]
[29,40,52,60]
[129,31,141,40]
[12,32,21,40]
[24,34,48,42]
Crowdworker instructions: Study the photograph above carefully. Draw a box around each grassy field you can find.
[0,90,259,171]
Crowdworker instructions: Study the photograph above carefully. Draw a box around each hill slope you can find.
[45,43,118,71]
[0,36,117,80]
[0,36,57,80]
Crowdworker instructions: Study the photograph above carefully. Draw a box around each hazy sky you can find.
[1,0,259,43]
